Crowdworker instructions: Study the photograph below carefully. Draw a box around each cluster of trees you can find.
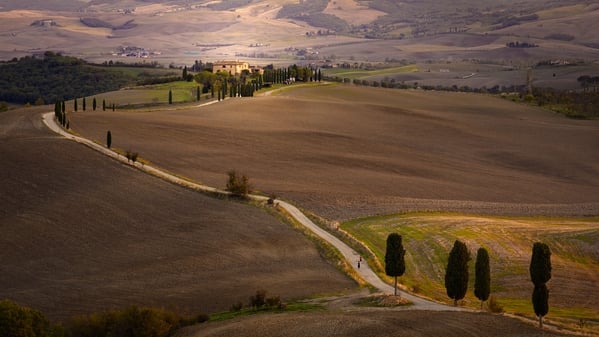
[577,75,599,92]
[225,170,252,198]
[262,65,322,84]
[0,300,208,337]
[506,41,539,48]
[384,234,552,327]
[0,52,137,104]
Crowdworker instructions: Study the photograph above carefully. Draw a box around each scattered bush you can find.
[125,151,139,163]
[248,290,284,310]
[225,170,252,197]
[249,290,267,309]
[488,295,504,313]
[68,305,206,337]
[0,299,63,337]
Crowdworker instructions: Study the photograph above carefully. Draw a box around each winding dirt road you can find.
[42,111,458,311]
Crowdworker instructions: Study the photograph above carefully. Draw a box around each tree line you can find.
[384,233,552,327]
[0,52,138,105]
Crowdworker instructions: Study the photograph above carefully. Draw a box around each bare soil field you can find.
[177,310,578,337]
[70,85,599,220]
[0,106,355,322]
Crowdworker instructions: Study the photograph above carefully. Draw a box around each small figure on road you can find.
[358,261,361,269]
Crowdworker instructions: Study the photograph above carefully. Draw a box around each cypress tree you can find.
[168,89,173,104]
[92,97,97,111]
[106,130,112,149]
[385,233,406,296]
[532,284,549,328]
[445,240,471,306]
[197,86,200,101]
[61,100,65,113]
[530,242,551,286]
[54,101,60,119]
[102,99,106,111]
[82,97,86,111]
[474,247,491,310]
[74,98,78,112]
[112,103,115,112]
[530,242,551,328]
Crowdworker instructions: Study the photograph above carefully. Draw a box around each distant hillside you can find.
[356,0,589,38]
[0,52,169,104]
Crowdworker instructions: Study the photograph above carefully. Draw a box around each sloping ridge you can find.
[42,111,459,312]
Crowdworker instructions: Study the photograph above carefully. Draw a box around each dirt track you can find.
[71,85,599,220]
[0,106,355,321]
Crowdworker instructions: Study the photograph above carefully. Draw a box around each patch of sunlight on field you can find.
[341,212,599,322]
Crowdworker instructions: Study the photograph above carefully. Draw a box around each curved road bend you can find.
[42,112,459,311]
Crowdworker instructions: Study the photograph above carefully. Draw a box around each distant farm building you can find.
[212,60,264,76]
[212,60,250,75]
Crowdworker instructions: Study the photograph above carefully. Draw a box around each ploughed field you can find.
[176,310,577,337]
[71,84,599,220]
[0,106,355,322]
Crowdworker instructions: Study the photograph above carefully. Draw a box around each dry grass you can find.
[341,213,599,326]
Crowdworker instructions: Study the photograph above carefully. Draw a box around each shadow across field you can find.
[0,106,355,321]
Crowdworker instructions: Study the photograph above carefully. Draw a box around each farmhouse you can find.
[212,60,250,75]
[212,60,264,76]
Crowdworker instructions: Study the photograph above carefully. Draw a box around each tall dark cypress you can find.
[474,247,491,310]
[530,242,551,328]
[445,240,471,306]
[385,233,406,296]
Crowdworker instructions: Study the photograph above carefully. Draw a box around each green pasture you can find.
[77,81,207,109]
[341,212,599,326]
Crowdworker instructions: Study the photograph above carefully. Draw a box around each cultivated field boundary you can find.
[42,111,462,311]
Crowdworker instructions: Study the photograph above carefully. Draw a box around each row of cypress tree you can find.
[384,234,551,328]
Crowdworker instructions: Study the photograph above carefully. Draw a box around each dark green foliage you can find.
[67,305,207,337]
[530,242,551,286]
[168,89,173,104]
[196,86,200,101]
[182,66,187,80]
[74,98,78,112]
[532,284,549,327]
[474,247,491,309]
[92,97,96,111]
[385,233,406,296]
[249,290,267,309]
[61,101,65,113]
[0,52,137,104]
[444,240,471,306]
[106,130,111,149]
[82,97,86,111]
[0,299,63,337]
[530,242,551,328]
[126,151,139,163]
[225,170,252,197]
[248,290,282,310]
[102,99,106,111]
